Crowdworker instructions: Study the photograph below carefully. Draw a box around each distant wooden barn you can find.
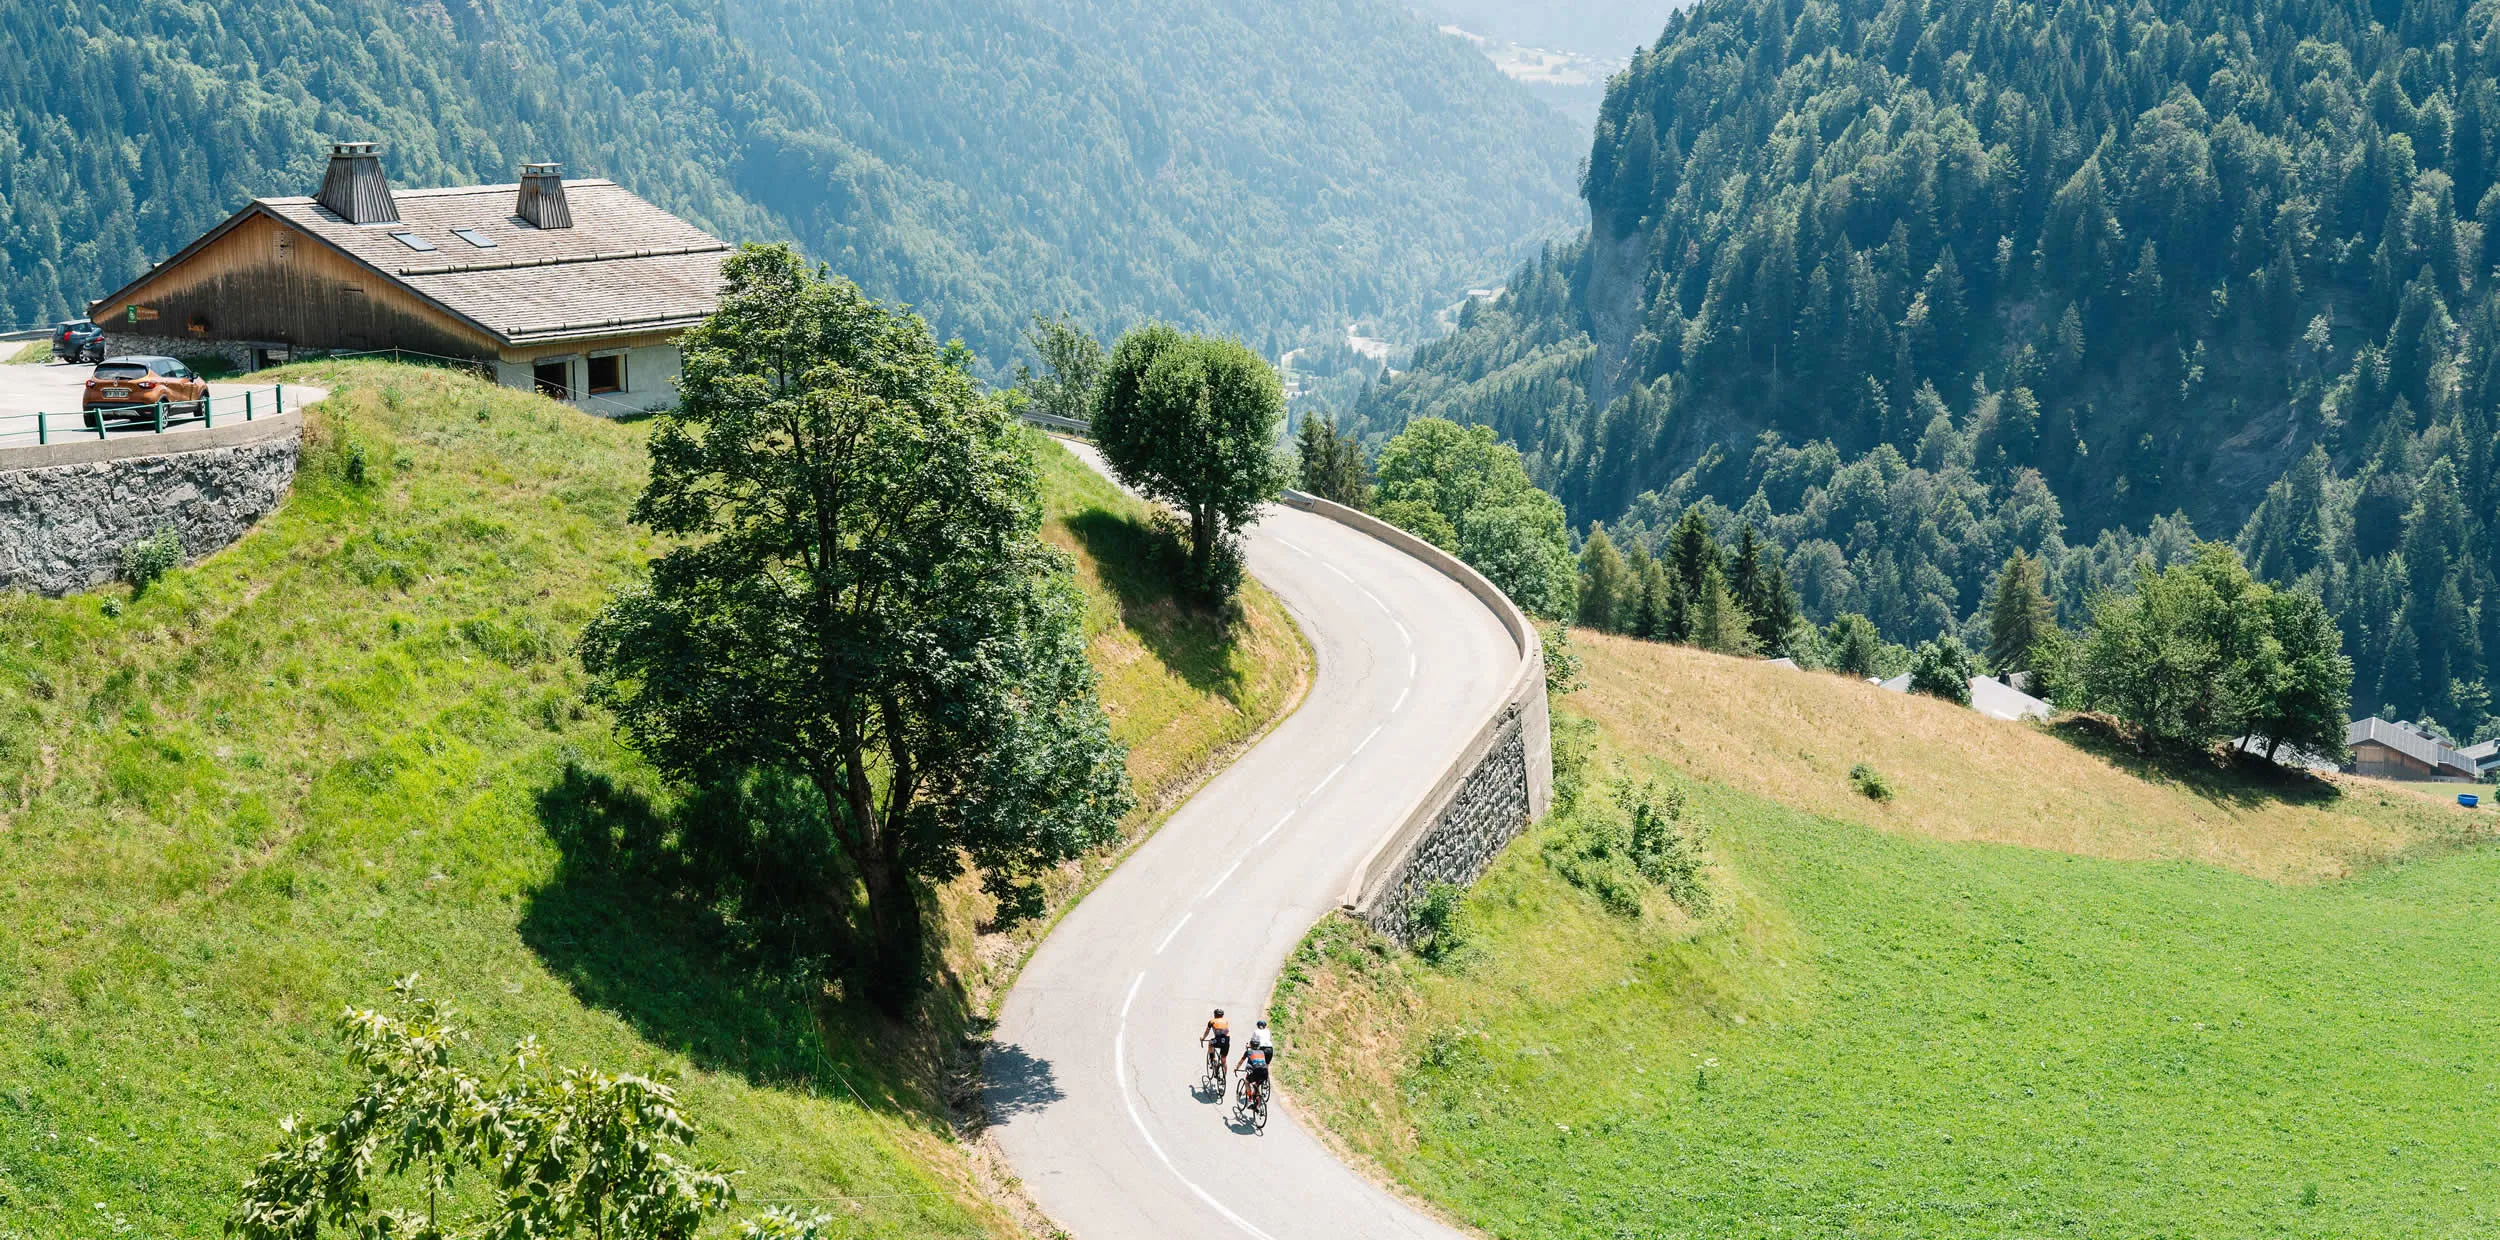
[87,143,727,415]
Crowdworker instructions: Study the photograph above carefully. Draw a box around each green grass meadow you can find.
[0,362,1303,1238]
[1281,724,2500,1238]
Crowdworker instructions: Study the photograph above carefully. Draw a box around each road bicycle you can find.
[1200,1041,1228,1096]
[1233,1064,1270,1132]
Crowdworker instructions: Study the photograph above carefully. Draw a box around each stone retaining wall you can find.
[0,414,302,596]
[1281,490,1554,945]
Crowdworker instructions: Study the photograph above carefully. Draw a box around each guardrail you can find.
[1018,410,1091,434]
[0,383,295,446]
[1282,488,1553,939]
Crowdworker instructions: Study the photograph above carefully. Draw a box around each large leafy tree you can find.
[580,245,1131,1006]
[1093,325,1289,599]
[1577,525,1634,631]
[1374,417,1577,619]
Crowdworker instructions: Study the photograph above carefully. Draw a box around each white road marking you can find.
[1115,972,1277,1240]
[1394,619,1412,645]
[1392,685,1410,713]
[1408,652,1418,679]
[1275,538,1311,557]
[1309,760,1350,797]
[1201,855,1248,899]
[1351,724,1383,756]
[1155,913,1194,955]
[1322,562,1355,584]
[1255,809,1297,846]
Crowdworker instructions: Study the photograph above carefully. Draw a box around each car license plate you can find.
[101,388,129,398]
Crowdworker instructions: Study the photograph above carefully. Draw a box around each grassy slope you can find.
[0,362,1306,1238]
[1279,634,2500,1239]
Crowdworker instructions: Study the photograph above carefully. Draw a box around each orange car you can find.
[84,356,210,429]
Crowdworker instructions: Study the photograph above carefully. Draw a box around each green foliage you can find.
[1543,777,1709,918]
[1,0,1574,372]
[1293,410,1372,510]
[1575,525,1634,631]
[1986,550,2058,673]
[1824,613,1887,678]
[1092,325,1288,601]
[579,246,1131,1006]
[2074,543,2353,758]
[1013,313,1105,425]
[1908,635,1976,705]
[116,528,182,595]
[1411,883,1475,966]
[1847,762,1893,802]
[1375,418,1577,619]
[1358,0,2500,736]
[228,977,743,1240]
[1540,622,1586,700]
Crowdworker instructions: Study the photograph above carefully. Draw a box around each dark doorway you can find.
[533,359,570,399]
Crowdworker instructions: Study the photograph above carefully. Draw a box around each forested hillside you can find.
[1360,0,2500,738]
[0,0,1578,369]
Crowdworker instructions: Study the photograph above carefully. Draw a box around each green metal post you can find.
[37,410,45,445]
[245,391,253,421]
[154,402,164,434]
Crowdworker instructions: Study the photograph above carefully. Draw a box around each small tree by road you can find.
[228,977,832,1240]
[580,245,1131,1008]
[1093,325,1288,600]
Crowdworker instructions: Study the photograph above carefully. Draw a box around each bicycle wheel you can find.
[1253,1082,1270,1131]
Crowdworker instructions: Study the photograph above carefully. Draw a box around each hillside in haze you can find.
[1362,0,2500,738]
[0,0,1580,369]
[1415,0,1687,56]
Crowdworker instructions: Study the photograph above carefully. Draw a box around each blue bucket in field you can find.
[2463,793,2482,809]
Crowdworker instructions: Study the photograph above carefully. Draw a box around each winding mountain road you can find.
[986,443,1513,1239]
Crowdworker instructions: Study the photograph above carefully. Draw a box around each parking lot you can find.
[0,358,325,449]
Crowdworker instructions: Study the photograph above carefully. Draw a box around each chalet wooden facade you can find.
[2345,717,2480,782]
[87,145,727,415]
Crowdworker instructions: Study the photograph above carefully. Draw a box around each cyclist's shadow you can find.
[1191,1068,1229,1105]
[1221,1104,1262,1135]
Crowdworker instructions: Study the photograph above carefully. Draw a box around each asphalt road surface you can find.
[0,359,325,448]
[987,442,1515,1239]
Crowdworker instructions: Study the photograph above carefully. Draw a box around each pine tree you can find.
[1691,561,1760,655]
[1985,549,2058,672]
[1663,509,1720,643]
[1633,559,1674,641]
[1578,526,1634,632]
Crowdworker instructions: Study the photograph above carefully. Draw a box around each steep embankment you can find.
[1278,635,2500,1238]
[0,362,1306,1238]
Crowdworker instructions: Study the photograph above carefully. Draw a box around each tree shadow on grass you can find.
[1063,507,1248,703]
[518,761,972,1118]
[2050,714,2343,811]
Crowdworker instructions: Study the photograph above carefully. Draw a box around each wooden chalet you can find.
[2345,717,2480,782]
[87,144,727,415]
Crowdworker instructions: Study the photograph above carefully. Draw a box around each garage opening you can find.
[586,353,624,395]
[533,360,570,399]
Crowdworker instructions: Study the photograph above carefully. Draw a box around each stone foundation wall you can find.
[1359,702,1535,939]
[96,332,270,371]
[0,415,301,596]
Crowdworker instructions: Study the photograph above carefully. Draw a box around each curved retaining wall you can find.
[1278,490,1553,942]
[0,413,302,596]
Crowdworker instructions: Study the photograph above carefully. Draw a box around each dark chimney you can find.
[516,163,573,229]
[315,142,400,225]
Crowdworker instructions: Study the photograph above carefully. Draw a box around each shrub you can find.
[1849,762,1894,801]
[1411,882,1475,964]
[1545,777,1712,917]
[118,528,184,594]
[1908,636,1975,704]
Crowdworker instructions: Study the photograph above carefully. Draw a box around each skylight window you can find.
[451,227,497,249]
[390,231,437,252]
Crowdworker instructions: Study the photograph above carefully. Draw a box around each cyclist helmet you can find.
[1256,1019,1268,1028]
[1214,1008,1226,1017]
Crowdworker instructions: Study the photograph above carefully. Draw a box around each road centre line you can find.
[1115,972,1277,1240]
[1275,537,1310,557]
[1155,913,1193,955]
[1201,855,1248,899]
[1255,808,1296,846]
[1393,685,1410,713]
[1351,724,1383,756]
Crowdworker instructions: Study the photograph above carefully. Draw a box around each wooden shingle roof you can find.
[258,180,728,346]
